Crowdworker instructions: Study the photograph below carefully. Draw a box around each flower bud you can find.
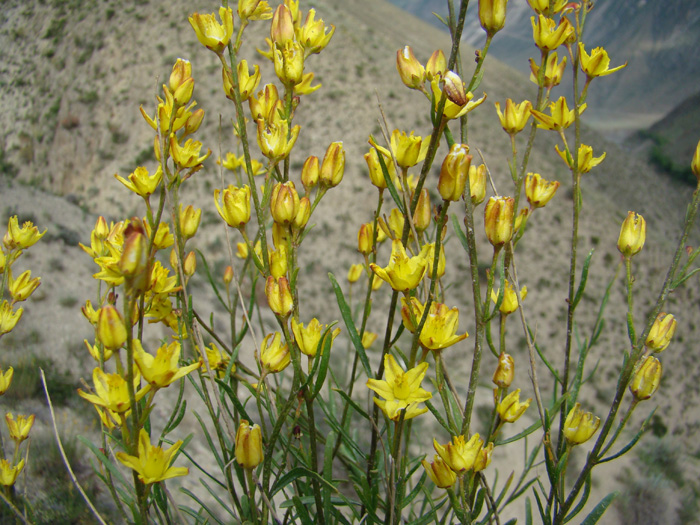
[525,172,560,208]
[223,265,234,285]
[265,276,293,317]
[320,141,345,188]
[94,216,110,240]
[617,211,646,258]
[214,185,251,228]
[97,305,127,351]
[492,353,514,388]
[630,356,662,401]
[400,296,425,334]
[496,388,531,423]
[183,251,197,278]
[645,313,677,352]
[270,181,300,225]
[172,77,194,106]
[270,4,295,47]
[365,148,395,189]
[235,420,263,470]
[479,0,508,36]
[293,197,311,231]
[425,49,447,81]
[422,455,456,488]
[301,156,319,192]
[357,223,375,256]
[260,332,290,373]
[443,71,468,107]
[347,263,363,283]
[396,46,425,89]
[179,204,202,241]
[563,403,600,445]
[118,221,148,291]
[469,163,487,205]
[438,143,471,201]
[362,331,378,349]
[413,189,432,232]
[692,139,700,184]
[249,83,281,123]
[484,196,515,247]
[529,52,567,90]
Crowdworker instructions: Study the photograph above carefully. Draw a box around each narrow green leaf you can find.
[572,249,594,309]
[526,497,533,525]
[579,492,618,525]
[329,272,372,376]
[312,325,336,400]
[196,249,229,311]
[425,399,453,434]
[564,474,591,523]
[599,408,656,464]
[292,496,314,525]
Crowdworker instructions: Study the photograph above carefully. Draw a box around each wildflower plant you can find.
[5,0,700,523]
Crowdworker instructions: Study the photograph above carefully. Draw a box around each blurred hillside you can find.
[389,0,700,137]
[2,0,700,522]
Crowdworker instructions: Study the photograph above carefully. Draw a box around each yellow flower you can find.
[396,46,425,89]
[473,442,494,472]
[189,7,234,54]
[265,276,294,317]
[301,155,320,190]
[438,143,471,201]
[5,413,35,444]
[413,189,432,232]
[8,268,41,303]
[294,71,322,95]
[214,185,251,228]
[143,220,174,251]
[484,196,515,247]
[527,0,567,15]
[78,367,150,413]
[239,0,273,21]
[291,318,340,357]
[270,4,295,47]
[645,313,677,352]
[496,388,531,423]
[630,356,662,401]
[116,428,188,484]
[433,433,484,472]
[298,8,335,55]
[270,181,301,225]
[249,83,282,123]
[531,96,585,131]
[235,420,263,470]
[170,136,211,169]
[0,367,13,395]
[422,455,456,488]
[531,14,574,51]
[0,301,23,335]
[115,166,162,200]
[369,240,428,292]
[692,139,700,183]
[495,99,532,136]
[257,119,300,160]
[390,129,427,169]
[274,41,305,86]
[617,211,646,258]
[366,354,432,421]
[269,244,288,278]
[0,458,25,487]
[431,74,486,120]
[563,403,600,445]
[362,331,378,349]
[479,0,508,36]
[491,279,527,315]
[529,52,567,90]
[260,332,291,373]
[555,143,606,173]
[3,216,46,250]
[469,163,487,205]
[578,43,627,79]
[134,340,202,390]
[525,172,560,208]
[418,301,468,351]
